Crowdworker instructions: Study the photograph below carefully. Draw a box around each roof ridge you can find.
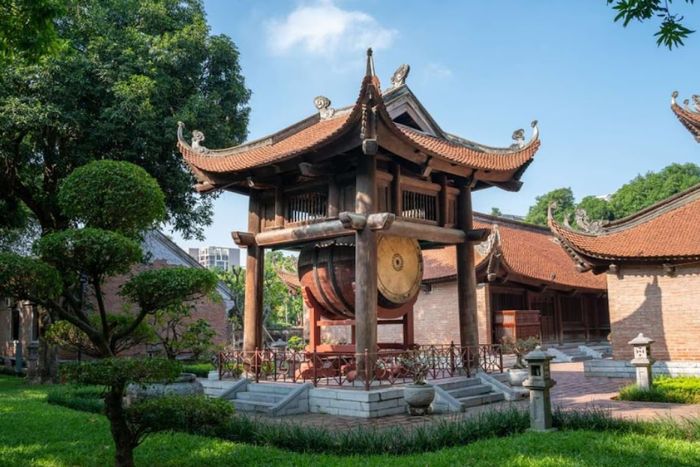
[474,211,552,234]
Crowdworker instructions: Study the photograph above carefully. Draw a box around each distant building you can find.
[189,246,241,271]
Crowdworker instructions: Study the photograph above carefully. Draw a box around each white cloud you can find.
[266,0,397,57]
[425,63,453,79]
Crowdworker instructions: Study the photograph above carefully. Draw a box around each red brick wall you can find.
[0,301,35,362]
[607,265,700,361]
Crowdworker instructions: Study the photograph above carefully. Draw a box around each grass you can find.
[3,375,700,466]
[619,376,700,404]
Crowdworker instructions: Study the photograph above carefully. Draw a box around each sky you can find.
[172,0,700,252]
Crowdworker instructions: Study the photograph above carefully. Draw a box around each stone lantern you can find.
[523,345,557,432]
[628,333,655,389]
[26,341,40,379]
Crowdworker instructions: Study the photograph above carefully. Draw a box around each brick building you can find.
[550,184,700,361]
[0,230,235,367]
[283,213,608,347]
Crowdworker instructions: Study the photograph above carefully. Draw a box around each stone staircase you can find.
[231,382,299,414]
[544,342,612,362]
[433,377,505,412]
[201,379,311,416]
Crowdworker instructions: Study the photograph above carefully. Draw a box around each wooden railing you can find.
[401,190,438,223]
[217,343,503,390]
[286,192,328,224]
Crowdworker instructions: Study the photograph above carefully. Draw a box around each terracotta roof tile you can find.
[550,186,700,265]
[422,215,605,290]
[671,99,700,141]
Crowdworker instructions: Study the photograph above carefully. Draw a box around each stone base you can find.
[527,427,558,433]
[584,359,700,378]
[309,386,408,418]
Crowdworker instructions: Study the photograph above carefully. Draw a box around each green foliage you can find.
[0,0,250,239]
[608,0,695,49]
[181,362,214,378]
[60,358,181,388]
[286,336,305,351]
[0,0,64,63]
[0,365,25,376]
[618,376,700,403]
[576,196,614,222]
[58,161,166,237]
[126,395,233,439]
[0,252,62,302]
[46,317,154,358]
[35,228,142,279]
[122,267,219,312]
[524,187,575,226]
[489,207,502,217]
[609,163,700,218]
[47,385,105,414]
[151,304,217,360]
[500,336,540,369]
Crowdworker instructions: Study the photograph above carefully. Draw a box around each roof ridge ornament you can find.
[476,224,500,257]
[672,90,679,105]
[391,64,410,88]
[314,96,335,120]
[511,120,538,149]
[365,47,376,77]
[191,129,209,153]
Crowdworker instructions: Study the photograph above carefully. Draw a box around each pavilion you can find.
[176,50,540,370]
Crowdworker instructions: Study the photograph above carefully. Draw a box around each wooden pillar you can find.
[355,153,378,366]
[391,162,402,216]
[403,308,415,348]
[554,295,563,345]
[439,174,448,227]
[274,186,284,228]
[243,192,264,353]
[583,296,591,342]
[328,178,339,218]
[456,184,479,364]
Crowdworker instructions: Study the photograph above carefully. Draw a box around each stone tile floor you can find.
[271,362,700,431]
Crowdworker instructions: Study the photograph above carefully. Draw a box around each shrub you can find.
[286,336,305,351]
[0,366,25,377]
[47,385,105,414]
[181,362,214,378]
[618,376,700,404]
[126,395,234,438]
[60,358,181,387]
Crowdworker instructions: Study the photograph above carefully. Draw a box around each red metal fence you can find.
[217,343,503,390]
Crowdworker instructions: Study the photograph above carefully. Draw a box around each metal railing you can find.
[217,343,503,390]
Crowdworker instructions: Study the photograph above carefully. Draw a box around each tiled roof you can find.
[671,92,700,142]
[422,214,605,291]
[550,184,700,270]
[177,62,539,183]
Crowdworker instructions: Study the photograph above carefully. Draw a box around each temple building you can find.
[176,50,541,366]
[548,91,700,365]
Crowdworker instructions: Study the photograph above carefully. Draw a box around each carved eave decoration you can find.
[671,91,700,143]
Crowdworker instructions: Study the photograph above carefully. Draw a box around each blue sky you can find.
[172,0,699,251]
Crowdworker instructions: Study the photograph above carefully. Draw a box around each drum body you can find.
[298,235,423,320]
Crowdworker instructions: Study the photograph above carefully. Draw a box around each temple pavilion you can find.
[176,50,540,366]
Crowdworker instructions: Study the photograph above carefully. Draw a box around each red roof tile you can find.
[671,93,700,142]
[422,214,605,291]
[550,184,700,270]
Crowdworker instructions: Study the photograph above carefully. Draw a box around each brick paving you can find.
[252,362,700,431]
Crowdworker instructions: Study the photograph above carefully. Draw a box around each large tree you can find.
[0,160,220,466]
[0,0,250,240]
[0,0,64,63]
[524,187,575,226]
[608,0,695,49]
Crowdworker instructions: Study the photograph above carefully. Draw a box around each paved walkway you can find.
[255,362,700,430]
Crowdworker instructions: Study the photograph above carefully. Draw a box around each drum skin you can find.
[298,235,423,320]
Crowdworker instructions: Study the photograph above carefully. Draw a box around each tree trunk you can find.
[38,336,58,383]
[105,386,136,467]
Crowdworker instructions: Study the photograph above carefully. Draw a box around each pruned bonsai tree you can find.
[501,336,540,369]
[0,160,221,467]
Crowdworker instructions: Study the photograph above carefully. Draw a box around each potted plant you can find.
[501,336,539,386]
[400,350,435,415]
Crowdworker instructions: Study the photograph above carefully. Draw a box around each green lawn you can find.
[619,376,700,404]
[2,376,700,466]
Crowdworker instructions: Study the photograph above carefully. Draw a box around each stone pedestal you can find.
[523,346,557,432]
[628,333,655,389]
[26,341,39,379]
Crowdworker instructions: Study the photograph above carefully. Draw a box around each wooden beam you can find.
[467,228,491,242]
[243,192,264,353]
[231,231,256,247]
[386,219,466,244]
[367,212,395,230]
[339,212,367,230]
[254,220,354,247]
[317,319,355,327]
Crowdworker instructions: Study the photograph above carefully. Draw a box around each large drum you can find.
[298,235,423,320]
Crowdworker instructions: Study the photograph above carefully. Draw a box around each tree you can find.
[0,0,64,63]
[0,160,219,467]
[524,187,575,226]
[0,0,250,240]
[608,0,695,49]
[576,196,615,222]
[149,304,217,361]
[490,207,503,217]
[609,163,700,218]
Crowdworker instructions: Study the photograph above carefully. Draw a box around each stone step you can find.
[231,399,275,413]
[246,382,298,395]
[235,391,286,404]
[491,373,510,384]
[447,384,492,399]
[434,378,481,391]
[458,392,505,408]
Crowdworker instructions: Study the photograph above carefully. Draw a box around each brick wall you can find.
[0,300,37,363]
[607,264,700,361]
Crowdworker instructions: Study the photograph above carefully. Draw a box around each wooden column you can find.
[456,184,479,365]
[328,178,339,218]
[403,309,415,347]
[554,295,563,345]
[274,186,284,228]
[391,162,402,216]
[243,192,264,353]
[355,153,378,366]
